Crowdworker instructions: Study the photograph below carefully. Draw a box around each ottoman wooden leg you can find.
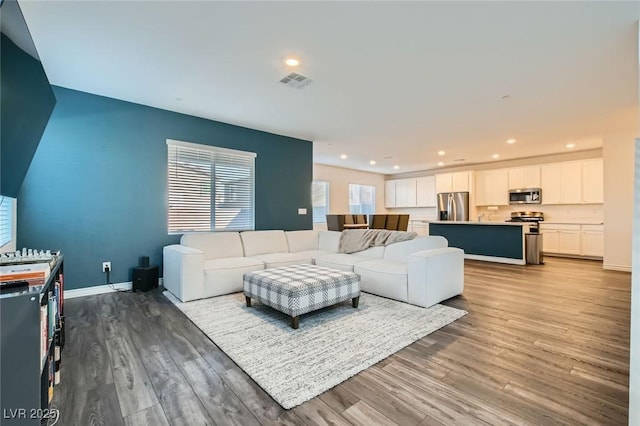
[245,296,252,307]
[352,296,360,308]
[291,316,300,329]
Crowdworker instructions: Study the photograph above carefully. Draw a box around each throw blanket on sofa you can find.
[339,229,418,254]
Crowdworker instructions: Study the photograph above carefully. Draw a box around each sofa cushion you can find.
[286,230,319,253]
[204,257,265,271]
[383,236,447,262]
[354,260,408,302]
[202,257,265,298]
[318,231,341,252]
[315,253,371,272]
[251,252,315,268]
[241,230,289,257]
[297,250,333,263]
[181,232,243,259]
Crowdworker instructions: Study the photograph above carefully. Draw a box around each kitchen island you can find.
[429,221,531,265]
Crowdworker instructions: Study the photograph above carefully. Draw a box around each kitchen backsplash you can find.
[476,204,604,223]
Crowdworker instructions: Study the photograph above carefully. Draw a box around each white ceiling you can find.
[19,1,640,175]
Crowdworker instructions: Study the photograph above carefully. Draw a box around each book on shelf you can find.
[40,305,48,370]
[0,262,50,282]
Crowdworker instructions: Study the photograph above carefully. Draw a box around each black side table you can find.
[132,265,159,292]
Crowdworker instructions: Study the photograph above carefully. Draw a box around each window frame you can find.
[311,181,330,224]
[348,183,376,215]
[167,139,257,234]
[0,196,14,249]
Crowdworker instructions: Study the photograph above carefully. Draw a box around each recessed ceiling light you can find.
[566,143,575,149]
[284,56,301,67]
[369,160,376,165]
[492,154,500,159]
[437,161,445,167]
[393,165,400,170]
[506,139,516,144]
[438,150,445,156]
[340,154,347,159]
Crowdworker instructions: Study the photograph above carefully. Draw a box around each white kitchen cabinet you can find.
[540,223,602,257]
[581,158,604,204]
[558,230,581,255]
[411,221,430,236]
[542,228,559,253]
[541,159,603,205]
[541,163,563,204]
[436,173,453,193]
[475,169,508,206]
[416,176,437,207]
[436,171,471,194]
[560,162,582,204]
[385,180,396,208]
[508,166,541,189]
[581,224,604,257]
[395,179,417,207]
[540,224,581,255]
[541,161,583,205]
[452,172,470,192]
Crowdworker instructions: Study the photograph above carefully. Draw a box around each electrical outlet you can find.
[102,261,111,272]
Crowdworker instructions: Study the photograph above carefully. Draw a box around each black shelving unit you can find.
[0,256,65,425]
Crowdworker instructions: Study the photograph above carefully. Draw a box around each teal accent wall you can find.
[17,87,313,290]
[0,32,56,198]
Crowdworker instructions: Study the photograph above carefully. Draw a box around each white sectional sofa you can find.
[163,229,464,308]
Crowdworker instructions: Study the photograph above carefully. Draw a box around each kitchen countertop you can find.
[428,221,528,226]
[540,221,604,225]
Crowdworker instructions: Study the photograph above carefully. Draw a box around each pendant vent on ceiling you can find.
[280,72,313,90]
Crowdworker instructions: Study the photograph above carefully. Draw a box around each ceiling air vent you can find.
[280,72,313,90]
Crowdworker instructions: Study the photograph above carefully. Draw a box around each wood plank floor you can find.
[52,257,630,425]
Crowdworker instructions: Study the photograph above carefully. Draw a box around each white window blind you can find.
[0,196,13,248]
[312,181,329,223]
[167,140,256,233]
[349,184,376,215]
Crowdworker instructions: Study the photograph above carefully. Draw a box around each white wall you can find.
[603,132,637,271]
[630,139,639,426]
[313,163,387,224]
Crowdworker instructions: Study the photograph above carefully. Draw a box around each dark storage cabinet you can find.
[0,257,65,425]
[132,265,159,292]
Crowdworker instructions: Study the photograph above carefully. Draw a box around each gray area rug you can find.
[164,291,467,409]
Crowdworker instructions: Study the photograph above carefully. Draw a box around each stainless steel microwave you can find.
[509,188,541,204]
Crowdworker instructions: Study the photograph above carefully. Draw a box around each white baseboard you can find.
[603,264,632,273]
[64,278,164,299]
[64,282,133,299]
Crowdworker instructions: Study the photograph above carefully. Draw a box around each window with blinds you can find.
[312,181,329,223]
[167,139,256,233]
[349,184,376,215]
[0,196,14,248]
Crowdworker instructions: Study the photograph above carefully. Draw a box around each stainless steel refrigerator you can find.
[437,192,469,221]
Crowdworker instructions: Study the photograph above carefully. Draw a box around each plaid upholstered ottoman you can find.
[243,264,361,329]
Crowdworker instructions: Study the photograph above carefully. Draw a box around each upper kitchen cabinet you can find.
[581,158,604,204]
[395,179,417,207]
[507,166,540,189]
[475,169,508,206]
[541,159,602,205]
[385,180,397,208]
[436,171,472,193]
[416,176,437,207]
[385,178,417,207]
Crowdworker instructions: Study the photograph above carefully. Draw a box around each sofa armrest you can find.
[407,247,464,308]
[163,244,205,302]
